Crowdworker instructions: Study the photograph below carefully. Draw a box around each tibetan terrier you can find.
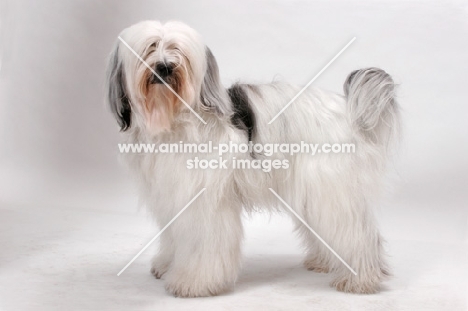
[106,20,400,297]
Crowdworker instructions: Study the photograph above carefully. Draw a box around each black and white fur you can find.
[106,20,400,297]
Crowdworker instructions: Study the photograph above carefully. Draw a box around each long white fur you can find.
[106,20,400,297]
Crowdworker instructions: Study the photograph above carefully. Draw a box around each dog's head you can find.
[106,21,228,134]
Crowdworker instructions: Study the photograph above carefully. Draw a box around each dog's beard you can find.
[144,85,179,133]
[134,64,197,135]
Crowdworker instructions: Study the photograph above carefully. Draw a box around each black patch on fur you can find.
[228,84,256,142]
[108,44,131,131]
[116,66,132,131]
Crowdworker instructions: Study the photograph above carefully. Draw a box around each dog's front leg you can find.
[164,199,243,297]
[150,228,174,279]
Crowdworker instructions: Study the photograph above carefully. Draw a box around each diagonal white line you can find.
[117,188,206,276]
[268,37,356,124]
[117,36,207,125]
[268,188,357,275]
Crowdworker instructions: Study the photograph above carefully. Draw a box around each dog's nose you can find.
[153,63,174,83]
[156,63,173,77]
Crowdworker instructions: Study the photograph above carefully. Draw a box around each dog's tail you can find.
[344,67,400,148]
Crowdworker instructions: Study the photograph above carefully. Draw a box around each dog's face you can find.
[107,21,225,134]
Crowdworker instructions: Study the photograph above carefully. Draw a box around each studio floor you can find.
[0,173,466,311]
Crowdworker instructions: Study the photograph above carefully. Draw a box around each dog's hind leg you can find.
[291,169,390,294]
[304,192,390,294]
[326,200,391,294]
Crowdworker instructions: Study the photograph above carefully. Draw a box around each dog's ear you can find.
[199,47,231,115]
[106,43,132,131]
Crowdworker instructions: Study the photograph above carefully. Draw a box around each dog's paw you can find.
[303,257,330,273]
[150,266,166,279]
[150,258,170,279]
[306,265,330,273]
[165,277,231,297]
[331,266,390,294]
[331,275,380,294]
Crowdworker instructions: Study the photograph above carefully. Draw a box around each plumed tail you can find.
[344,68,400,148]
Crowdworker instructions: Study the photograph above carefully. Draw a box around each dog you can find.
[106,20,400,297]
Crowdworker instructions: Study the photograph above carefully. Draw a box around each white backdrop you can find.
[0,1,467,310]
